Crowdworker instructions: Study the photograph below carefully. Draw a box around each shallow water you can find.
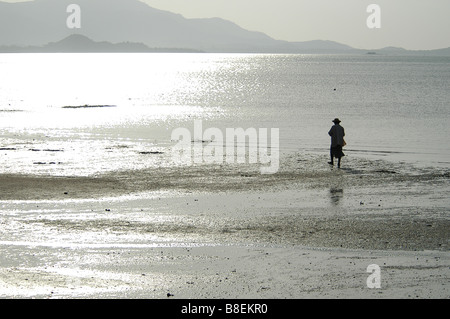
[1,53,449,179]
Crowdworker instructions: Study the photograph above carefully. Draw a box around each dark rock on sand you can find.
[62,105,117,109]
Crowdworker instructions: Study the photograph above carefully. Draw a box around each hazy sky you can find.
[3,0,450,50]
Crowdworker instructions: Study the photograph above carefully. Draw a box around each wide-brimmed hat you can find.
[332,118,341,123]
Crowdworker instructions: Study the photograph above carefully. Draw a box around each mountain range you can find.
[0,34,202,53]
[1,0,449,55]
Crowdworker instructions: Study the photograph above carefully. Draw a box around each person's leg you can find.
[328,147,334,165]
[337,145,343,168]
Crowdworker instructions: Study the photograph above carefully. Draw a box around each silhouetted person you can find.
[328,118,345,168]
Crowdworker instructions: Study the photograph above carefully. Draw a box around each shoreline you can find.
[1,152,449,199]
[0,155,449,299]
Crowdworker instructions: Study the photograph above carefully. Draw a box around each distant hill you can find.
[0,34,203,53]
[0,0,449,54]
[0,0,357,53]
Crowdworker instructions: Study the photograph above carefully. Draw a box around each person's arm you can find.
[328,126,334,137]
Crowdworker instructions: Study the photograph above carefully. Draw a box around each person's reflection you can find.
[329,188,344,206]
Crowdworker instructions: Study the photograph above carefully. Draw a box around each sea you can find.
[0,53,449,177]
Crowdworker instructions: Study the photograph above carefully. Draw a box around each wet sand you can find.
[0,174,123,201]
[1,244,448,299]
[0,155,449,299]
